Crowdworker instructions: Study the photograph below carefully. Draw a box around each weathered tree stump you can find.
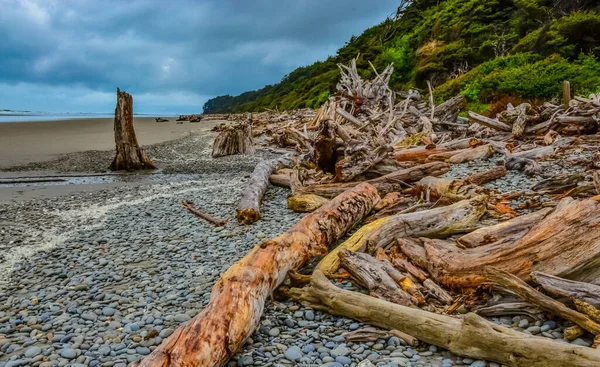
[212,123,254,158]
[109,88,155,171]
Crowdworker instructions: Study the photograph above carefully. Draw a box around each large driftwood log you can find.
[212,123,254,158]
[316,196,486,277]
[299,162,449,199]
[532,272,600,309]
[485,267,600,335]
[366,195,487,252]
[457,208,552,248]
[110,88,155,171]
[394,138,478,162]
[133,183,379,367]
[421,197,600,288]
[288,271,600,367]
[236,159,280,224]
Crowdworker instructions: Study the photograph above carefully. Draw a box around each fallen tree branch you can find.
[182,200,227,227]
[485,267,600,335]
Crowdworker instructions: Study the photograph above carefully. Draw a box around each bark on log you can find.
[133,183,379,367]
[299,162,449,199]
[457,208,552,248]
[532,272,600,309]
[366,195,487,253]
[287,194,330,212]
[423,197,600,288]
[236,159,279,224]
[485,267,600,335]
[212,123,254,158]
[465,166,507,185]
[288,271,600,367]
[110,88,155,171]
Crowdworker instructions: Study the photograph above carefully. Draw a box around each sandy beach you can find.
[0,117,213,169]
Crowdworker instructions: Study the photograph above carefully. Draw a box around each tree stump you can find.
[212,123,254,158]
[109,88,155,171]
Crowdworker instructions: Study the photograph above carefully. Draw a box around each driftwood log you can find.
[109,88,155,171]
[236,159,281,224]
[132,183,379,367]
[465,166,507,185]
[298,161,449,198]
[416,197,600,288]
[366,195,487,251]
[532,272,600,308]
[182,200,227,226]
[212,123,254,158]
[288,271,600,367]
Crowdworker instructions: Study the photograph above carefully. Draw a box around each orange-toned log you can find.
[132,183,380,367]
[421,197,600,288]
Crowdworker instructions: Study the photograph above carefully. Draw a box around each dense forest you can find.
[203,0,600,115]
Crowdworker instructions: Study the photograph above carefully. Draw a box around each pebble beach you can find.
[0,119,595,367]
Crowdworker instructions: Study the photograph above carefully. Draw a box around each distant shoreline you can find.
[0,113,181,123]
[0,117,212,168]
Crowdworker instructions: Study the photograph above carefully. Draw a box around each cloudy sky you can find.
[0,0,399,114]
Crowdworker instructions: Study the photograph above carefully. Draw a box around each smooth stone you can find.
[572,338,592,347]
[335,356,352,365]
[268,328,280,337]
[174,314,191,322]
[59,348,77,359]
[24,346,42,358]
[469,361,486,367]
[284,346,303,361]
[102,307,116,316]
[305,311,315,321]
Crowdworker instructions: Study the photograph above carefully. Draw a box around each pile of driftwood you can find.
[468,83,600,139]
[135,63,600,366]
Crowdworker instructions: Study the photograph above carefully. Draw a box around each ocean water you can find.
[0,111,176,123]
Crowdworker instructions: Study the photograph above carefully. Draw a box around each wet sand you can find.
[0,117,209,168]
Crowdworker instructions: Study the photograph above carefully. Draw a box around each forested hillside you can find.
[203,0,600,115]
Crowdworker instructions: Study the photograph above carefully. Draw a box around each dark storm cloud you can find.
[0,0,399,113]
